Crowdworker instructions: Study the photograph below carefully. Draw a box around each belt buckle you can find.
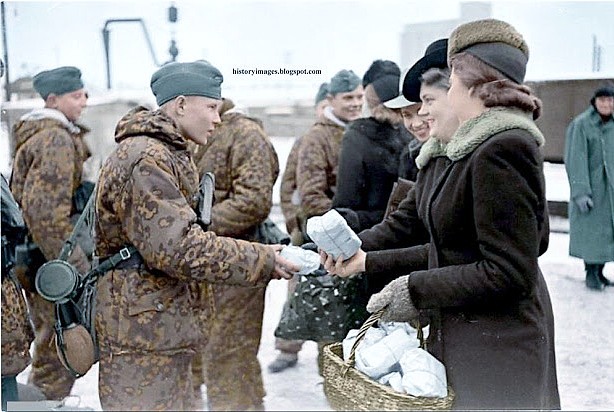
[119,247,131,260]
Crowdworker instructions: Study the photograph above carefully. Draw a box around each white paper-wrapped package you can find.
[279,245,321,275]
[355,328,415,379]
[400,348,448,398]
[378,372,404,393]
[378,321,423,344]
[306,209,362,260]
[342,327,386,361]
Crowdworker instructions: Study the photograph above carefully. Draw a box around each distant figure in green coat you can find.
[564,84,614,290]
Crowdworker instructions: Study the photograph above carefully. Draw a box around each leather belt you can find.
[100,250,144,270]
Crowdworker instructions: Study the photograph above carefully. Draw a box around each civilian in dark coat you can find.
[333,60,411,232]
[324,19,560,410]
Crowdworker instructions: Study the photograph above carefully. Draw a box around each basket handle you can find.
[344,307,424,372]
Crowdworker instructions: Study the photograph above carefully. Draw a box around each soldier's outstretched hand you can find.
[269,244,300,279]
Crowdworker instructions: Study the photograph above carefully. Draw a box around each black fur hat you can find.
[362,60,400,87]
[590,83,614,108]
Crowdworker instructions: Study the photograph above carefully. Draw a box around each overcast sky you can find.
[3,0,614,105]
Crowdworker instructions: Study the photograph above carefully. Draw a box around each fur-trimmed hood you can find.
[446,107,544,162]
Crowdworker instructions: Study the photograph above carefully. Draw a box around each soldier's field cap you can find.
[33,66,84,100]
[151,60,224,106]
[315,82,329,105]
[448,19,529,84]
[328,70,361,95]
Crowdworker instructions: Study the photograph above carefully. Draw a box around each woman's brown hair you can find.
[365,83,403,125]
[449,52,542,119]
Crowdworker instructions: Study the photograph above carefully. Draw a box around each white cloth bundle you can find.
[306,209,362,260]
[400,348,448,398]
[279,245,321,275]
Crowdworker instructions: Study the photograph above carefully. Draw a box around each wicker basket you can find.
[322,310,455,411]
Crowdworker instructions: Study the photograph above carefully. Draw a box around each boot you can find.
[597,264,612,286]
[267,352,298,373]
[585,263,605,291]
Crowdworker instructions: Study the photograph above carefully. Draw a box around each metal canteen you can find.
[35,260,81,303]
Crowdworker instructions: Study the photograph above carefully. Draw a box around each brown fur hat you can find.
[448,19,528,59]
[448,19,529,83]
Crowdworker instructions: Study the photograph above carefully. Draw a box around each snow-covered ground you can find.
[9,137,614,411]
[14,216,614,411]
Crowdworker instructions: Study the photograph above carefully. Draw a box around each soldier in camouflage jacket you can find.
[295,70,363,230]
[10,66,90,400]
[94,61,295,411]
[1,175,35,408]
[189,99,279,410]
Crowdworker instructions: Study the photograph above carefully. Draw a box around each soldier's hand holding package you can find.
[269,244,301,279]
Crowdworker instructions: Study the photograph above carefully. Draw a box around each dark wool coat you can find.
[358,137,450,295]
[332,118,411,232]
[362,108,560,410]
[398,136,424,181]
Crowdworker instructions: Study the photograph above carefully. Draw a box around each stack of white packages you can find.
[342,323,448,398]
[279,245,321,275]
[306,209,362,260]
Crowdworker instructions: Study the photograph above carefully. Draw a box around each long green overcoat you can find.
[564,106,614,262]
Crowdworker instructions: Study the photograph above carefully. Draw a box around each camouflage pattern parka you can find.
[191,111,279,240]
[94,107,275,355]
[295,116,345,219]
[11,109,91,272]
[279,137,302,234]
[1,176,34,376]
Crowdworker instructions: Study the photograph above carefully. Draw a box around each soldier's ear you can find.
[45,93,59,109]
[174,95,187,116]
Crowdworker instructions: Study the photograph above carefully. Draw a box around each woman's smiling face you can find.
[418,84,459,142]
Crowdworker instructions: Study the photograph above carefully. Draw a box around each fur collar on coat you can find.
[446,107,545,161]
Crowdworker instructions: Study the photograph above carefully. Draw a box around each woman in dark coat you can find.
[332,60,411,233]
[324,19,560,410]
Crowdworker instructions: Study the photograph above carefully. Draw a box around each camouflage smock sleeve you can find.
[209,125,277,237]
[21,130,88,268]
[296,133,332,217]
[119,155,275,285]
[279,140,300,233]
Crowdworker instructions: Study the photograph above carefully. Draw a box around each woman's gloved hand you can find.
[366,275,419,325]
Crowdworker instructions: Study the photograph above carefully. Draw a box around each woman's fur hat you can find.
[448,19,529,84]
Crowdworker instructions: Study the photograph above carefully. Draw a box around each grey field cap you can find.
[33,66,84,99]
[328,69,361,95]
[150,60,224,106]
